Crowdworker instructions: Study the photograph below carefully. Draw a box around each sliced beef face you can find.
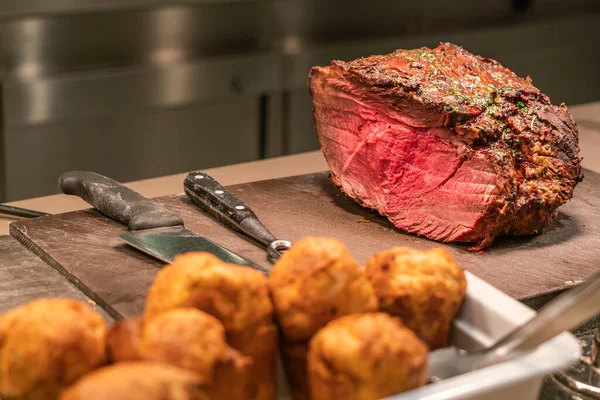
[309,43,581,248]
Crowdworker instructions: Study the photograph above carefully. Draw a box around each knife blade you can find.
[58,171,269,274]
[183,171,292,263]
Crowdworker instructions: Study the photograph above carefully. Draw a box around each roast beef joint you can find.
[309,43,582,249]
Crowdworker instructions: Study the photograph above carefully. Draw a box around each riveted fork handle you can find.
[184,172,291,261]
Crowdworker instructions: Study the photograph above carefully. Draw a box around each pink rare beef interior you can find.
[309,43,581,249]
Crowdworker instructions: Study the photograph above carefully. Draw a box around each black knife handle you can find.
[184,171,277,246]
[59,171,183,231]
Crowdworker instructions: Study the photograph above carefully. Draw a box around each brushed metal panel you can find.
[270,0,599,47]
[285,89,318,154]
[0,83,5,201]
[421,0,513,32]
[264,93,285,157]
[529,0,600,18]
[0,0,264,19]
[0,4,270,80]
[272,0,424,44]
[3,53,281,128]
[4,99,260,200]
[494,46,600,106]
[284,15,600,155]
[283,14,600,94]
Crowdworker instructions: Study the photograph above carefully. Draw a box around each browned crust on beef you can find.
[309,43,582,248]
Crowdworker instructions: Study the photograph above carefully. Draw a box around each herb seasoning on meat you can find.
[309,43,582,249]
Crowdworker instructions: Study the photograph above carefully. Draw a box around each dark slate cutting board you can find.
[10,169,600,319]
[0,235,112,322]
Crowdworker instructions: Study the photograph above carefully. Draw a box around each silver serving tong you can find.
[184,172,292,264]
[429,271,600,382]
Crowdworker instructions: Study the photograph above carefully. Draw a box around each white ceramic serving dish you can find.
[277,271,581,400]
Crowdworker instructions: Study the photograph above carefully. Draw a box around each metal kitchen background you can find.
[0,0,599,201]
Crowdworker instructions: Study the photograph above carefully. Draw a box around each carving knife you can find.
[183,171,292,264]
[58,171,268,274]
